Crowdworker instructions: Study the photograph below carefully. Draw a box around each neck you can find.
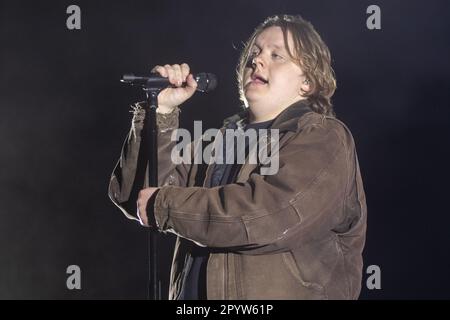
[248,97,307,124]
[248,111,277,124]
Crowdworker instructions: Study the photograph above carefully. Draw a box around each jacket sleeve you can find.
[108,103,193,221]
[152,120,352,252]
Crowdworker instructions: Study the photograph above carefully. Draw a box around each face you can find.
[243,26,309,122]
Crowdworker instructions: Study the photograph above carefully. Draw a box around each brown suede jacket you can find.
[109,99,367,300]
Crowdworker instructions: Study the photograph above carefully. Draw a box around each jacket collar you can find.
[223,99,313,132]
[270,99,313,132]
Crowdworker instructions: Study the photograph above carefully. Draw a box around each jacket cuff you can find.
[157,107,180,132]
[146,189,160,228]
[130,102,180,133]
[153,186,173,231]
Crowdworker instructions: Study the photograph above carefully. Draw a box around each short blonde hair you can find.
[237,15,337,117]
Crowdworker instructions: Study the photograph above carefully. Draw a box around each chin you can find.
[247,102,271,114]
[244,90,262,104]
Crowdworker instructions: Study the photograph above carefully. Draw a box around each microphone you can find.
[121,72,218,93]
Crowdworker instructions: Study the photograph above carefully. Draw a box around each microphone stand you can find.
[120,72,217,300]
[143,87,161,300]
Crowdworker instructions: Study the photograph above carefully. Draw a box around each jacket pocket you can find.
[281,251,327,299]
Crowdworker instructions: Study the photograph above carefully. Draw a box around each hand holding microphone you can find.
[122,63,217,114]
[150,63,196,114]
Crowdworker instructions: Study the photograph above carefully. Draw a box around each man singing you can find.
[109,14,367,300]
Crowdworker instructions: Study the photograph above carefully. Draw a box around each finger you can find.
[180,63,190,82]
[138,204,148,226]
[137,193,147,226]
[137,205,144,225]
[141,212,148,226]
[172,64,182,87]
[164,64,176,86]
[151,65,167,77]
[186,73,198,92]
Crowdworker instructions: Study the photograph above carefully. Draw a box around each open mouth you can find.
[250,74,268,85]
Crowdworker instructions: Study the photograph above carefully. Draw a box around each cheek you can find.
[243,68,252,83]
[271,71,302,94]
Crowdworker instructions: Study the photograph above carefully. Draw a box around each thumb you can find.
[185,74,198,94]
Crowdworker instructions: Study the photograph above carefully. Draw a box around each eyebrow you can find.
[253,42,285,50]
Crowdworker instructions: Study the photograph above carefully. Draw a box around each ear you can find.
[299,78,311,96]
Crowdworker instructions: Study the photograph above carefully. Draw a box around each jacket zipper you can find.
[224,253,228,299]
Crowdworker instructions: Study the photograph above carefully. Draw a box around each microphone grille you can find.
[195,73,218,93]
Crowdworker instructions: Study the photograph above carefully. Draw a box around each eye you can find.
[271,52,284,60]
[250,50,260,59]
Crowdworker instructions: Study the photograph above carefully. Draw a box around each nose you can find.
[251,52,266,69]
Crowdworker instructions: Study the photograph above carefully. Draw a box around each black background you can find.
[1,0,449,299]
